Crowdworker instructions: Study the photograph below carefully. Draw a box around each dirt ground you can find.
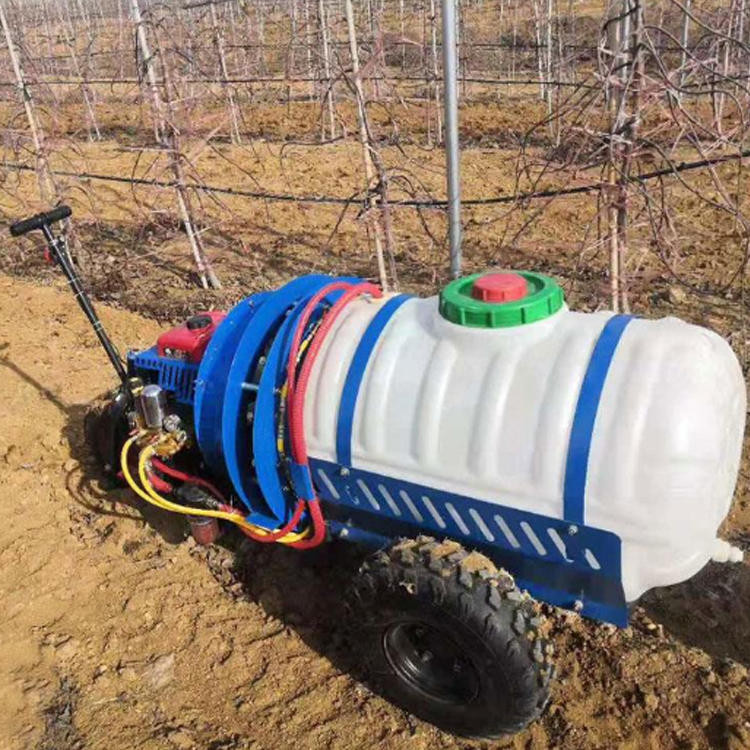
[0,271,749,750]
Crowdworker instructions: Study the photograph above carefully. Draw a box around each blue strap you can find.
[290,461,316,501]
[336,295,411,466]
[253,284,349,520]
[563,314,634,524]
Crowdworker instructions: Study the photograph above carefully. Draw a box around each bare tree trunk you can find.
[304,0,314,101]
[289,0,297,75]
[60,0,101,141]
[716,3,734,136]
[319,0,335,139]
[41,0,58,77]
[257,2,266,74]
[422,0,431,144]
[132,0,221,290]
[511,0,518,80]
[400,0,405,70]
[1,7,52,202]
[604,0,641,312]
[545,0,553,109]
[1,1,78,265]
[429,0,442,143]
[457,0,465,100]
[130,0,164,143]
[498,0,505,76]
[117,0,127,78]
[677,0,691,99]
[344,0,391,290]
[161,31,221,290]
[210,0,241,144]
[533,0,546,101]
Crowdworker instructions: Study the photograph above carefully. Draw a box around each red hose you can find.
[288,499,326,550]
[285,281,354,400]
[151,458,226,503]
[222,499,308,543]
[147,470,173,494]
[286,282,381,462]
[286,282,381,549]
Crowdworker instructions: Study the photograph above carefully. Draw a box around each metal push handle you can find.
[9,204,72,237]
[7,205,128,383]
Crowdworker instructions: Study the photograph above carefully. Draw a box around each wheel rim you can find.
[382,621,481,705]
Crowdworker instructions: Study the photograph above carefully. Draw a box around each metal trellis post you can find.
[441,0,462,278]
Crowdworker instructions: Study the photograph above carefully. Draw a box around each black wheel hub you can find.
[382,621,481,705]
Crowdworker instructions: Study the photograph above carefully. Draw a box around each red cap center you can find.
[471,273,528,303]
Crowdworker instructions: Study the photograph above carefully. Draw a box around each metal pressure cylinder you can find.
[138,384,167,429]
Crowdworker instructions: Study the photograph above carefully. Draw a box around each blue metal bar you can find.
[335,294,411,467]
[563,314,634,524]
[252,303,306,521]
[194,292,269,473]
[252,284,347,520]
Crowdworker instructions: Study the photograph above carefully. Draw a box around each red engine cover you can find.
[156,311,226,363]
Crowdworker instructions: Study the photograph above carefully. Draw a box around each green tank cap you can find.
[439,270,564,328]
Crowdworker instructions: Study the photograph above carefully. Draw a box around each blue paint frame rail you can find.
[309,458,627,626]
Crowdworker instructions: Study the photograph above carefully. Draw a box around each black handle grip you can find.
[9,205,72,237]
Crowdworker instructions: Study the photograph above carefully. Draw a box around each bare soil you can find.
[0,272,749,750]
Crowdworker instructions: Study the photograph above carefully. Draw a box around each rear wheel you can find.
[347,537,554,739]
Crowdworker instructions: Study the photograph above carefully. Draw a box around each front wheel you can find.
[346,537,554,739]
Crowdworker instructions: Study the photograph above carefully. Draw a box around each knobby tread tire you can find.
[346,536,555,739]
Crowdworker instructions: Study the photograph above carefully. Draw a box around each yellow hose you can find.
[119,435,309,544]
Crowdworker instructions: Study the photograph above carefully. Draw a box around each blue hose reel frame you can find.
[194,275,357,525]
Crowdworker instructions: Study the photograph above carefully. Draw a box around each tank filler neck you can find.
[439,270,564,329]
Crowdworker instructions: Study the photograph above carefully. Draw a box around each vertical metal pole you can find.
[441,0,462,278]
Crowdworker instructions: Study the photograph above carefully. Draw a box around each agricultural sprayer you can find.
[9,206,747,738]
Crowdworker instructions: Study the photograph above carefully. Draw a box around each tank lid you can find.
[471,272,528,303]
[439,270,564,328]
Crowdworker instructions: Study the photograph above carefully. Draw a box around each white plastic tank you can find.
[304,271,746,602]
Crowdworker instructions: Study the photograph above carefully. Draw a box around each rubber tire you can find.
[346,536,554,739]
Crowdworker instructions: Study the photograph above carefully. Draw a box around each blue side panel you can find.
[335,294,412,467]
[128,348,199,405]
[563,314,634,524]
[194,292,269,473]
[220,275,331,513]
[310,458,627,626]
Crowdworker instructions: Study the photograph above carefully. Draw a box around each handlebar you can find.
[9,205,72,237]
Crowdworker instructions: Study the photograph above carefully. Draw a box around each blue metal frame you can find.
[311,458,627,626]
[563,314,634,524]
[128,348,199,405]
[194,292,269,471]
[219,275,331,515]
[252,286,345,521]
